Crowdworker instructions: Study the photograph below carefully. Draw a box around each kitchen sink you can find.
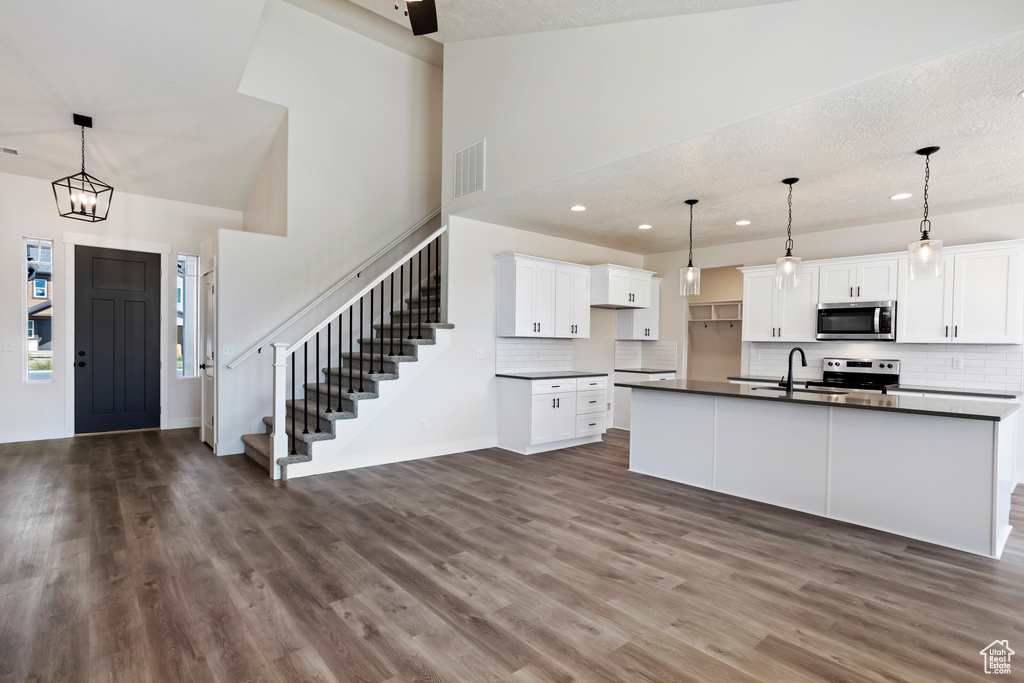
[750,386,848,396]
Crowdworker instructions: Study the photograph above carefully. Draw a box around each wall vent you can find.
[454,139,485,200]
[1,146,20,156]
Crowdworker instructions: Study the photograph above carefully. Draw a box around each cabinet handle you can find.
[857,286,861,297]
[850,286,853,298]
[551,385,560,388]
[589,400,597,404]
[552,398,556,408]
[945,325,949,338]
[955,325,958,338]
[772,328,776,338]
[589,423,596,427]
[556,398,560,408]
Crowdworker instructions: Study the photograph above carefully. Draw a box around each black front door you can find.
[75,246,161,433]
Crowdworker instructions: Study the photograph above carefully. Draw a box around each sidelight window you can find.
[176,254,199,378]
[25,237,54,382]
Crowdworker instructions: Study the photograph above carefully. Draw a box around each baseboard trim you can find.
[286,436,497,479]
[167,417,202,430]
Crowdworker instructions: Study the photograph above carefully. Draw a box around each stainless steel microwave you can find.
[816,300,896,341]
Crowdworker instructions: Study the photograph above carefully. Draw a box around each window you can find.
[177,254,199,378]
[25,237,54,382]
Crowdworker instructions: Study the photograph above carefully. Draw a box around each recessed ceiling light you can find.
[890,193,913,200]
[1019,89,1024,99]
[735,220,751,226]
[638,224,652,230]
[570,205,586,212]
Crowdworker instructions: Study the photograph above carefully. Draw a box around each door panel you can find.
[630,274,651,308]
[75,246,160,434]
[857,259,899,301]
[552,392,576,441]
[897,256,953,343]
[818,264,855,303]
[533,262,556,337]
[554,266,574,337]
[742,272,776,341]
[572,268,591,338]
[530,394,555,445]
[952,248,1022,344]
[202,271,216,449]
[514,260,537,336]
[607,270,630,306]
[778,267,819,342]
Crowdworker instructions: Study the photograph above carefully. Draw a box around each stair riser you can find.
[358,340,433,355]
[297,388,360,412]
[325,360,400,375]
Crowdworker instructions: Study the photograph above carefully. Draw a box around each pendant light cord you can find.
[920,152,931,240]
[687,202,694,268]
[80,126,86,174]
[784,182,794,257]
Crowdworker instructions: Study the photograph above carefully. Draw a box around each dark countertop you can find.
[615,368,677,374]
[727,376,1022,400]
[496,371,608,380]
[616,379,1019,422]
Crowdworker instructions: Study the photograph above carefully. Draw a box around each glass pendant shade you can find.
[680,265,701,296]
[775,255,801,289]
[908,238,943,280]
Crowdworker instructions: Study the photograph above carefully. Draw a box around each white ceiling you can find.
[460,30,1024,254]
[0,0,285,210]
[349,0,792,43]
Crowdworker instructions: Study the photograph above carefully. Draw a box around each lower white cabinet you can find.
[497,376,608,454]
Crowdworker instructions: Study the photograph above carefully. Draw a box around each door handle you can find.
[199,363,206,369]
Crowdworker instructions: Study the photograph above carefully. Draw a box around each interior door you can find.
[201,270,216,449]
[75,246,160,434]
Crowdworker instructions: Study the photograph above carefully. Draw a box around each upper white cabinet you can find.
[616,278,661,340]
[897,256,954,343]
[590,264,655,308]
[498,254,592,338]
[819,259,898,303]
[741,267,819,342]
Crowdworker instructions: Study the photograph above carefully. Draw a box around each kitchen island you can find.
[617,379,1019,558]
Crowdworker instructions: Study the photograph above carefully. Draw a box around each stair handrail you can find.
[228,207,441,369]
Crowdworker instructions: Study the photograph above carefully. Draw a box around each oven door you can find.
[816,301,895,340]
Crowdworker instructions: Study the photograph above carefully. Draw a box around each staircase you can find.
[240,227,452,479]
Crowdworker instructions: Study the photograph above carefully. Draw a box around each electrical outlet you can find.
[0,342,13,352]
[476,348,485,359]
[951,355,964,371]
[420,419,427,431]
[222,345,234,356]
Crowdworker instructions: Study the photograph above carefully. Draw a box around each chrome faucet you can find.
[786,347,807,394]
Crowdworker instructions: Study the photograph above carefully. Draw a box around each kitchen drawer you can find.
[532,378,577,394]
[577,389,606,414]
[576,414,606,437]
[576,376,607,391]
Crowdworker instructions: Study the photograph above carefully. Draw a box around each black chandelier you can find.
[52,114,113,222]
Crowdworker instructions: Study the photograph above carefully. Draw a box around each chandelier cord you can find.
[80,126,86,174]
[687,202,694,268]
[920,152,931,239]
[785,183,794,256]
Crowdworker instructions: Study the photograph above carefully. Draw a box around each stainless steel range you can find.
[804,358,900,393]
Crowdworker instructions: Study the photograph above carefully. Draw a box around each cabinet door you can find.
[952,247,1022,344]
[513,259,539,337]
[552,392,576,441]
[572,268,591,338]
[897,256,953,343]
[533,261,556,337]
[742,271,777,342]
[607,269,631,307]
[777,267,819,342]
[529,395,556,445]
[646,279,660,339]
[631,307,648,340]
[554,266,575,338]
[857,259,899,301]
[818,264,856,303]
[630,274,651,308]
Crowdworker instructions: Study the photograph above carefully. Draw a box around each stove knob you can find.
[887,363,893,369]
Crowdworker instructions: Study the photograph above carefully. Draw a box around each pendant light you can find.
[680,199,701,296]
[775,178,800,289]
[52,114,113,223]
[907,146,943,280]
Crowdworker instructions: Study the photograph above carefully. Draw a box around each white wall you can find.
[0,171,242,443]
[213,0,444,454]
[442,0,1024,219]
[338,215,642,459]
[242,112,288,237]
[643,202,1024,378]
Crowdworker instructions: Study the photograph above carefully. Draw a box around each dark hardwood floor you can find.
[2,428,1023,682]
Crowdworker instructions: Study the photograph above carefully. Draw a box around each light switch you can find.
[476,348,485,359]
[222,345,235,356]
[0,342,13,352]
[951,355,963,371]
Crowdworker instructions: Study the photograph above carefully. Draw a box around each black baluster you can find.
[400,263,405,344]
[359,297,365,392]
[302,342,309,435]
[390,272,395,357]
[348,306,353,397]
[379,280,385,373]
[435,236,441,324]
[337,313,343,412]
[324,324,332,414]
[370,287,375,383]
[290,352,296,454]
[426,238,432,323]
[417,249,423,339]
[314,332,322,432]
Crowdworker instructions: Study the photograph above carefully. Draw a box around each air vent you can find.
[454,139,485,200]
[1,146,20,157]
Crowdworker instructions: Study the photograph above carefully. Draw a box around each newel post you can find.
[270,342,289,480]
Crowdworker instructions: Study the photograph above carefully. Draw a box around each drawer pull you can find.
[551,384,560,387]
[589,400,597,404]
[588,423,596,427]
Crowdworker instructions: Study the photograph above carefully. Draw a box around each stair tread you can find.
[338,352,417,362]
[277,453,312,466]
[275,404,358,422]
[359,336,435,346]
[241,433,270,455]
[375,322,453,330]
[322,367,399,381]
[303,382,378,400]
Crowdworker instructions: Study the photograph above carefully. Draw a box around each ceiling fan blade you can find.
[407,0,438,36]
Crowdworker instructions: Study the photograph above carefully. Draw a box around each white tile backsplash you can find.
[614,340,677,371]
[748,341,1024,392]
[496,338,574,373]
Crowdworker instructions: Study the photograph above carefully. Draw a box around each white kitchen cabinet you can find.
[497,376,608,454]
[590,264,655,308]
[819,259,898,303]
[554,265,591,338]
[952,247,1022,344]
[897,255,954,343]
[741,266,819,342]
[616,278,661,340]
[498,254,590,338]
